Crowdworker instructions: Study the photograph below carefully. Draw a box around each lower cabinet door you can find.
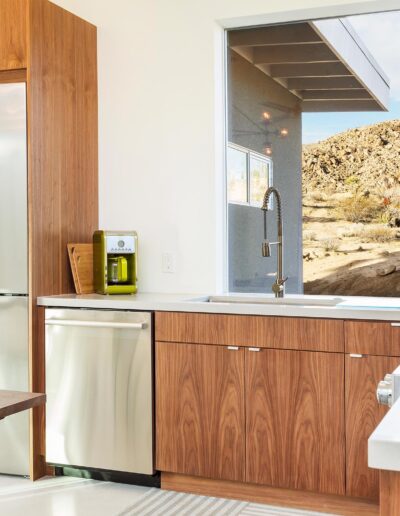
[156,341,245,481]
[346,354,399,500]
[245,348,345,495]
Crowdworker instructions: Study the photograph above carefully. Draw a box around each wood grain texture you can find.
[380,470,400,516]
[0,390,45,420]
[245,348,345,495]
[0,68,26,83]
[345,321,400,356]
[156,341,245,482]
[346,354,399,500]
[155,312,344,352]
[161,473,379,516]
[27,0,98,479]
[0,0,27,70]
[67,243,94,294]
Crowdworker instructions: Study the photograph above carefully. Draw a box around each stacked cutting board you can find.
[67,244,94,294]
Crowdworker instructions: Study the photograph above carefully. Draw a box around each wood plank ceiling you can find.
[229,21,389,112]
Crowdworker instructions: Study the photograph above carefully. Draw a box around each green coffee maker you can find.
[93,230,138,294]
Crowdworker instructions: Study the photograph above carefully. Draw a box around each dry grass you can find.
[337,194,383,223]
[323,239,340,252]
[304,231,317,242]
[360,226,396,243]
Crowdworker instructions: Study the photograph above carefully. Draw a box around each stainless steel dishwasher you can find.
[45,308,153,475]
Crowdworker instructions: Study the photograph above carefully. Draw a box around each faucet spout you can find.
[261,187,287,298]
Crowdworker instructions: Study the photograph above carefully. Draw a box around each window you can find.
[227,143,273,206]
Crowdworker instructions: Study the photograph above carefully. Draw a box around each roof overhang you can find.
[229,19,390,112]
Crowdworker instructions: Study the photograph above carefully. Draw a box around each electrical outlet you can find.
[162,253,175,273]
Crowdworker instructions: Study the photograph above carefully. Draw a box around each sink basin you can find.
[189,295,343,307]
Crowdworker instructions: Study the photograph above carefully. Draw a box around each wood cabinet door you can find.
[246,348,345,495]
[156,341,245,482]
[0,0,27,71]
[346,354,400,500]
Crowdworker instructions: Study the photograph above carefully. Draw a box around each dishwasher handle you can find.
[45,319,147,330]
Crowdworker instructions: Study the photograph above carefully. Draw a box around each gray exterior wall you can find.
[228,50,303,294]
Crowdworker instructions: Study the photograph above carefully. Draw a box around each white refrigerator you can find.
[0,82,29,475]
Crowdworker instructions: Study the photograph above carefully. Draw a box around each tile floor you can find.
[0,475,148,516]
[0,475,334,516]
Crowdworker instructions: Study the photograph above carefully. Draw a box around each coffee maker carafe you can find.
[93,230,138,294]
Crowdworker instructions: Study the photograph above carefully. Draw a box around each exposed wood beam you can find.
[229,23,322,47]
[269,62,351,79]
[301,89,372,100]
[253,44,337,65]
[302,99,381,112]
[287,76,362,90]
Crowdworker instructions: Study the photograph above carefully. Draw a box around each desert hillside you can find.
[302,120,400,297]
[303,120,400,193]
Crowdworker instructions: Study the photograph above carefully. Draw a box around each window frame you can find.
[227,142,273,207]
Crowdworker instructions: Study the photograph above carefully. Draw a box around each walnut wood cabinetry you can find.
[156,313,346,495]
[156,342,245,482]
[155,312,344,352]
[246,348,345,495]
[0,0,27,70]
[345,324,400,500]
[156,312,400,506]
[0,0,98,479]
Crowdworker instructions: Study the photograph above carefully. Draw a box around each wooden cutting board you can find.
[67,243,94,294]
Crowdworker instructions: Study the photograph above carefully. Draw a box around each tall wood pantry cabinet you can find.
[0,0,98,479]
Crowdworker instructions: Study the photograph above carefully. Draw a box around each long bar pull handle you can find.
[391,323,400,327]
[227,346,239,351]
[45,320,147,330]
[248,347,261,352]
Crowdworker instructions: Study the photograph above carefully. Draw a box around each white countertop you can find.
[37,292,400,321]
[369,398,400,472]
[369,365,400,472]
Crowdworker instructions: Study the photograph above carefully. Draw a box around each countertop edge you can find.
[37,293,400,321]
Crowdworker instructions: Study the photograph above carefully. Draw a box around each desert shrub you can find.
[323,239,340,252]
[308,191,328,203]
[337,194,383,223]
[360,226,396,243]
[344,175,360,186]
[304,231,317,242]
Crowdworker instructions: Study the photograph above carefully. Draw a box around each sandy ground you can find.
[302,197,400,296]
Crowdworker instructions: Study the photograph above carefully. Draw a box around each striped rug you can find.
[119,488,337,516]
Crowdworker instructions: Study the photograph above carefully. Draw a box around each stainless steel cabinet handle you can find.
[248,347,261,352]
[227,346,239,351]
[391,323,400,327]
[349,354,365,358]
[45,320,147,330]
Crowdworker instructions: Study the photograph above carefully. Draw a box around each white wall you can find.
[53,0,399,294]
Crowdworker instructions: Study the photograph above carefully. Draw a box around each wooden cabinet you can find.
[156,341,245,482]
[156,336,345,494]
[156,312,344,352]
[156,314,400,502]
[346,320,400,356]
[0,0,98,479]
[246,348,345,495]
[345,354,399,500]
[0,0,27,71]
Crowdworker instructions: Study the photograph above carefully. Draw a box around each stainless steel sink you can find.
[188,295,343,307]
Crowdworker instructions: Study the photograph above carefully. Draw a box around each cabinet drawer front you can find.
[155,312,344,352]
[345,321,400,356]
